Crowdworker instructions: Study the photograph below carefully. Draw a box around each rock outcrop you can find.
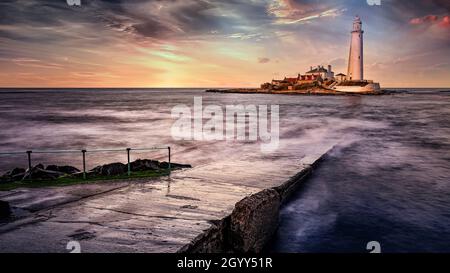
[90,162,127,176]
[45,165,80,174]
[1,164,83,183]
[22,165,65,181]
[130,159,160,172]
[0,200,11,219]
[159,162,192,169]
[0,167,26,183]
[89,159,192,176]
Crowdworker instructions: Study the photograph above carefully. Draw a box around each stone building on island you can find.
[306,65,334,80]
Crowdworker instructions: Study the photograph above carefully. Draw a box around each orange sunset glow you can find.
[1,0,449,88]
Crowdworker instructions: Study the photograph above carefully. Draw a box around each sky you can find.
[0,0,449,88]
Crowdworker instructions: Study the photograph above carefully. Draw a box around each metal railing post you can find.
[82,149,87,180]
[168,146,171,174]
[127,148,131,176]
[26,150,32,181]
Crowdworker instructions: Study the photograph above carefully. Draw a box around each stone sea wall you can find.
[179,155,325,253]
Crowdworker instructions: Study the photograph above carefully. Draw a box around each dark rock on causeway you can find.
[46,165,80,174]
[130,159,160,172]
[0,200,11,219]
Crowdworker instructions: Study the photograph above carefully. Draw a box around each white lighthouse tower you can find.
[347,16,364,81]
[332,16,381,93]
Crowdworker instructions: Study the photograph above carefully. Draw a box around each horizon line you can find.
[1,86,450,90]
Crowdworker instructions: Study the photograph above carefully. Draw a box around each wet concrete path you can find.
[0,145,333,253]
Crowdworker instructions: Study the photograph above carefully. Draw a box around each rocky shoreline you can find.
[206,88,388,95]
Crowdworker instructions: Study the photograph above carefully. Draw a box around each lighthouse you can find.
[347,16,364,81]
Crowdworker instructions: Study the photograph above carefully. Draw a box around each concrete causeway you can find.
[0,145,334,253]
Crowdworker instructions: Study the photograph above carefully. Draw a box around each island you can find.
[208,16,383,96]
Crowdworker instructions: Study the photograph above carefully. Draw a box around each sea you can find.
[0,88,449,252]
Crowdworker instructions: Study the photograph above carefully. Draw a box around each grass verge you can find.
[0,169,170,191]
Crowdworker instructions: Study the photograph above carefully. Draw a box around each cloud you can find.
[0,0,257,42]
[92,0,276,41]
[228,33,268,40]
[410,15,440,25]
[12,58,64,69]
[439,15,450,28]
[329,58,346,66]
[1,0,450,87]
[258,57,270,64]
[274,8,346,25]
[268,0,346,25]
[409,15,450,28]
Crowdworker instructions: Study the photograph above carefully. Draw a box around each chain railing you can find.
[0,146,171,180]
